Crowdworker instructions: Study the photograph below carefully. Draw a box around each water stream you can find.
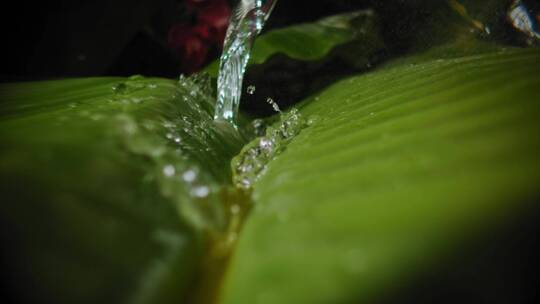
[214,0,277,126]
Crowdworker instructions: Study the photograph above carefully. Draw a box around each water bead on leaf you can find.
[266,97,281,113]
[163,165,176,177]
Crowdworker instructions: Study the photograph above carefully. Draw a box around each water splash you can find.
[232,108,308,190]
[214,0,277,126]
[246,85,256,95]
[111,74,247,233]
[265,97,281,113]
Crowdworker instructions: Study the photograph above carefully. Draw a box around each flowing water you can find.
[214,0,277,126]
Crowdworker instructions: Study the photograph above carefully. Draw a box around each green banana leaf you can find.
[0,75,245,304]
[1,8,540,304]
[222,46,540,303]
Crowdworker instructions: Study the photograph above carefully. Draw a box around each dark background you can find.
[0,0,372,82]
[2,0,538,82]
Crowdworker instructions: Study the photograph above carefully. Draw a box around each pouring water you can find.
[214,0,277,127]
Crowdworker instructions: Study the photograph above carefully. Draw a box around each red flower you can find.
[168,0,231,73]
[192,24,210,41]
[168,24,209,74]
[197,0,231,45]
[186,0,207,10]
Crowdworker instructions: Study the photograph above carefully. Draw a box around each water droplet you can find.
[163,121,175,129]
[191,186,210,198]
[266,97,281,113]
[182,170,197,183]
[259,138,274,150]
[250,119,266,137]
[232,108,307,189]
[163,165,176,177]
[247,85,256,95]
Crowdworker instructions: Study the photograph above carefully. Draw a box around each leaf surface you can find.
[0,75,243,304]
[222,47,540,303]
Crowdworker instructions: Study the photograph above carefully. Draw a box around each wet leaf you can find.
[222,46,540,303]
[0,75,244,304]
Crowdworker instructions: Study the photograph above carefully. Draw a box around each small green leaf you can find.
[205,11,379,76]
